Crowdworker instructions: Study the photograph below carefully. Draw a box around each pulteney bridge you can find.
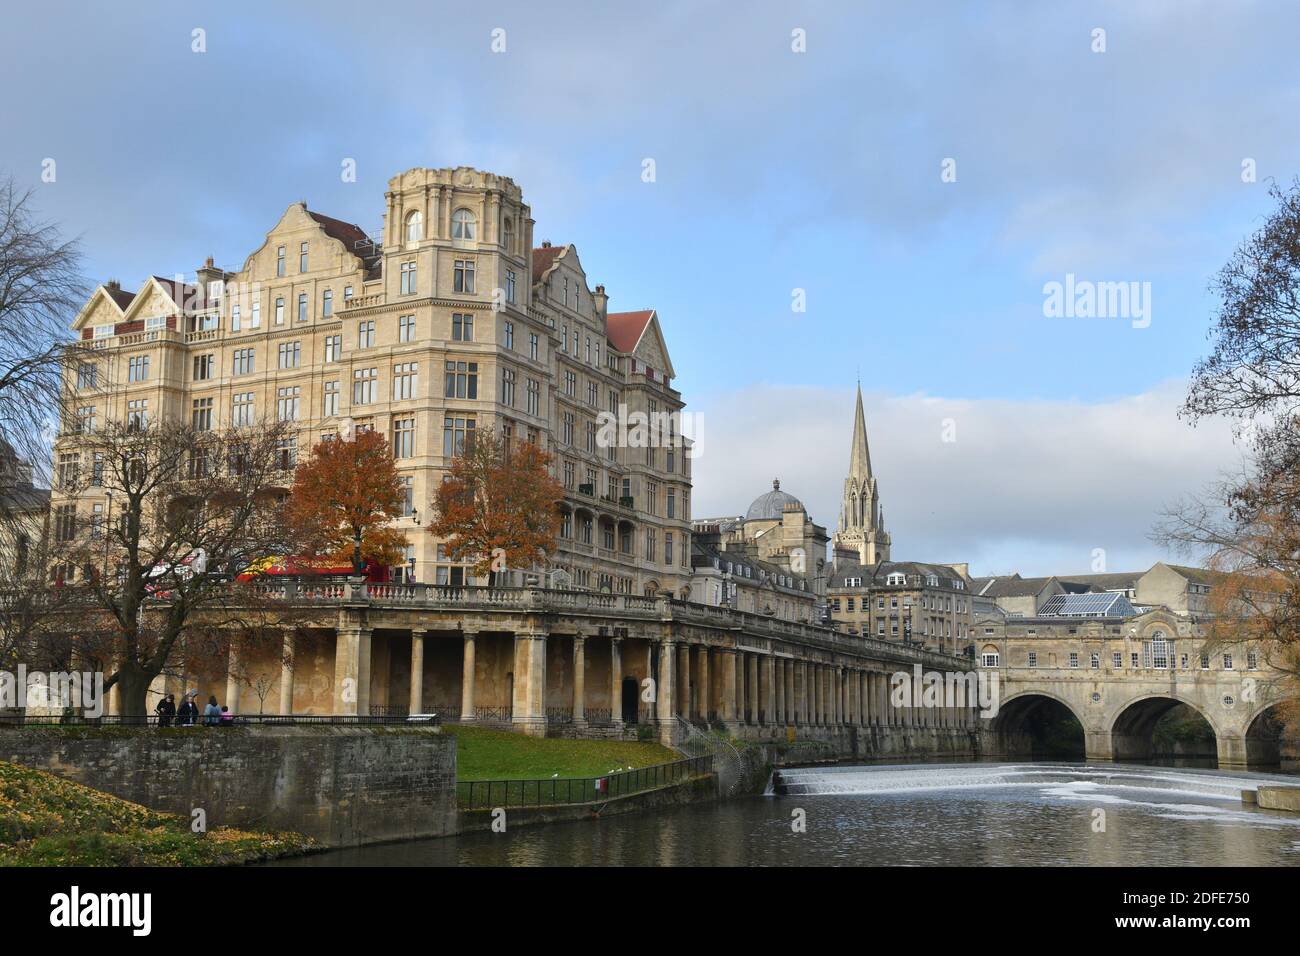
[980,608,1294,769]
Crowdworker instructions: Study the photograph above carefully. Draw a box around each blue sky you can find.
[3,1,1296,575]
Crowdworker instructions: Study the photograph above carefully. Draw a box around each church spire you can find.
[849,381,872,479]
[833,383,890,567]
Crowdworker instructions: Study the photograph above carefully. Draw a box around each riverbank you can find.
[0,760,317,866]
[443,724,678,779]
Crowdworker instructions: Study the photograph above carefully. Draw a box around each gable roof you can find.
[531,243,567,284]
[103,285,136,310]
[307,210,370,254]
[606,309,654,353]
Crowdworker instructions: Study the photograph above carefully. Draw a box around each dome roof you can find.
[745,479,803,521]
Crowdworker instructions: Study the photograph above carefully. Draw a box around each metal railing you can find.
[0,713,441,727]
[457,754,713,809]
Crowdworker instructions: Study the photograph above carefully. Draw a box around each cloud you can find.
[688,380,1245,577]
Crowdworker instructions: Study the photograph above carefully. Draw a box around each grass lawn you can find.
[0,760,316,866]
[441,724,678,780]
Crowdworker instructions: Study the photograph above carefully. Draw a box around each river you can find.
[275,762,1300,866]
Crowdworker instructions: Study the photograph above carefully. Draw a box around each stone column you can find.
[788,660,797,725]
[775,659,785,726]
[698,647,711,722]
[677,643,691,719]
[794,661,806,726]
[408,630,424,716]
[720,648,738,723]
[573,634,586,726]
[656,638,676,726]
[460,631,477,721]
[747,653,759,725]
[332,623,372,717]
[735,651,747,722]
[763,654,776,727]
[512,630,547,736]
[610,637,624,729]
[279,632,295,715]
[225,644,241,714]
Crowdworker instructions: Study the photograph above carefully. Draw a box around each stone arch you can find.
[1107,692,1221,763]
[1244,700,1291,768]
[992,690,1087,760]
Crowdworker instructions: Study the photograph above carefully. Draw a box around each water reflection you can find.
[274,762,1300,867]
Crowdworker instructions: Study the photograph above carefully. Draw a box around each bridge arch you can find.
[1107,693,1220,763]
[1243,701,1292,769]
[992,690,1087,760]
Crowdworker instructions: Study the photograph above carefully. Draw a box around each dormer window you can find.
[886,572,906,586]
[405,210,423,243]
[452,208,477,240]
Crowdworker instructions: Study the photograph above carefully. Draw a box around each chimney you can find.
[593,283,608,320]
[540,240,551,248]
[196,255,225,308]
[105,279,120,292]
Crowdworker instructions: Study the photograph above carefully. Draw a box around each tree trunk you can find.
[113,662,155,723]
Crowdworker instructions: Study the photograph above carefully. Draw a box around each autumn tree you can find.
[286,429,406,575]
[1160,177,1300,715]
[429,432,563,581]
[48,419,300,718]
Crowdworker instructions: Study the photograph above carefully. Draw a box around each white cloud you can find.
[688,380,1245,577]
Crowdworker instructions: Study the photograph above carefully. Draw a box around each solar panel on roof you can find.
[1037,591,1136,617]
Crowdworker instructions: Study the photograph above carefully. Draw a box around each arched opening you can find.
[1245,703,1293,770]
[993,694,1085,760]
[1111,696,1216,765]
[1150,703,1217,763]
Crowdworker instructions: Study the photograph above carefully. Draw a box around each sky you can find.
[2,0,1296,576]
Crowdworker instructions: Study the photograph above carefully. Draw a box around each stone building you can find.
[971,562,1277,621]
[823,385,973,655]
[52,166,692,598]
[827,560,973,656]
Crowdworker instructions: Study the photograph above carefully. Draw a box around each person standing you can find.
[203,695,221,726]
[177,693,199,727]
[154,693,176,728]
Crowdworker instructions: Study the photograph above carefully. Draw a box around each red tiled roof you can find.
[606,309,654,353]
[531,244,565,283]
[307,210,371,256]
[103,286,135,310]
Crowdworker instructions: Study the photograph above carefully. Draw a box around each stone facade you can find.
[53,166,691,597]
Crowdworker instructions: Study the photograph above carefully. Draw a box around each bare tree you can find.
[0,177,84,496]
[1160,177,1300,710]
[0,177,86,692]
[49,418,302,717]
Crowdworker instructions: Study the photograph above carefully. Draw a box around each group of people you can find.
[153,692,235,728]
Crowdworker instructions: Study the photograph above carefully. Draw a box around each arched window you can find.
[1151,631,1168,669]
[502,217,515,254]
[980,645,1000,668]
[452,208,477,240]
[405,210,423,243]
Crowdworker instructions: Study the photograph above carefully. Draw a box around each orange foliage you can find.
[285,430,406,573]
[429,432,563,578]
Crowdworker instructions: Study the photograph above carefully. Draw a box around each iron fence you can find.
[0,713,441,727]
[457,754,713,809]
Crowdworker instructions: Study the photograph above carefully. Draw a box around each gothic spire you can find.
[849,381,872,479]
